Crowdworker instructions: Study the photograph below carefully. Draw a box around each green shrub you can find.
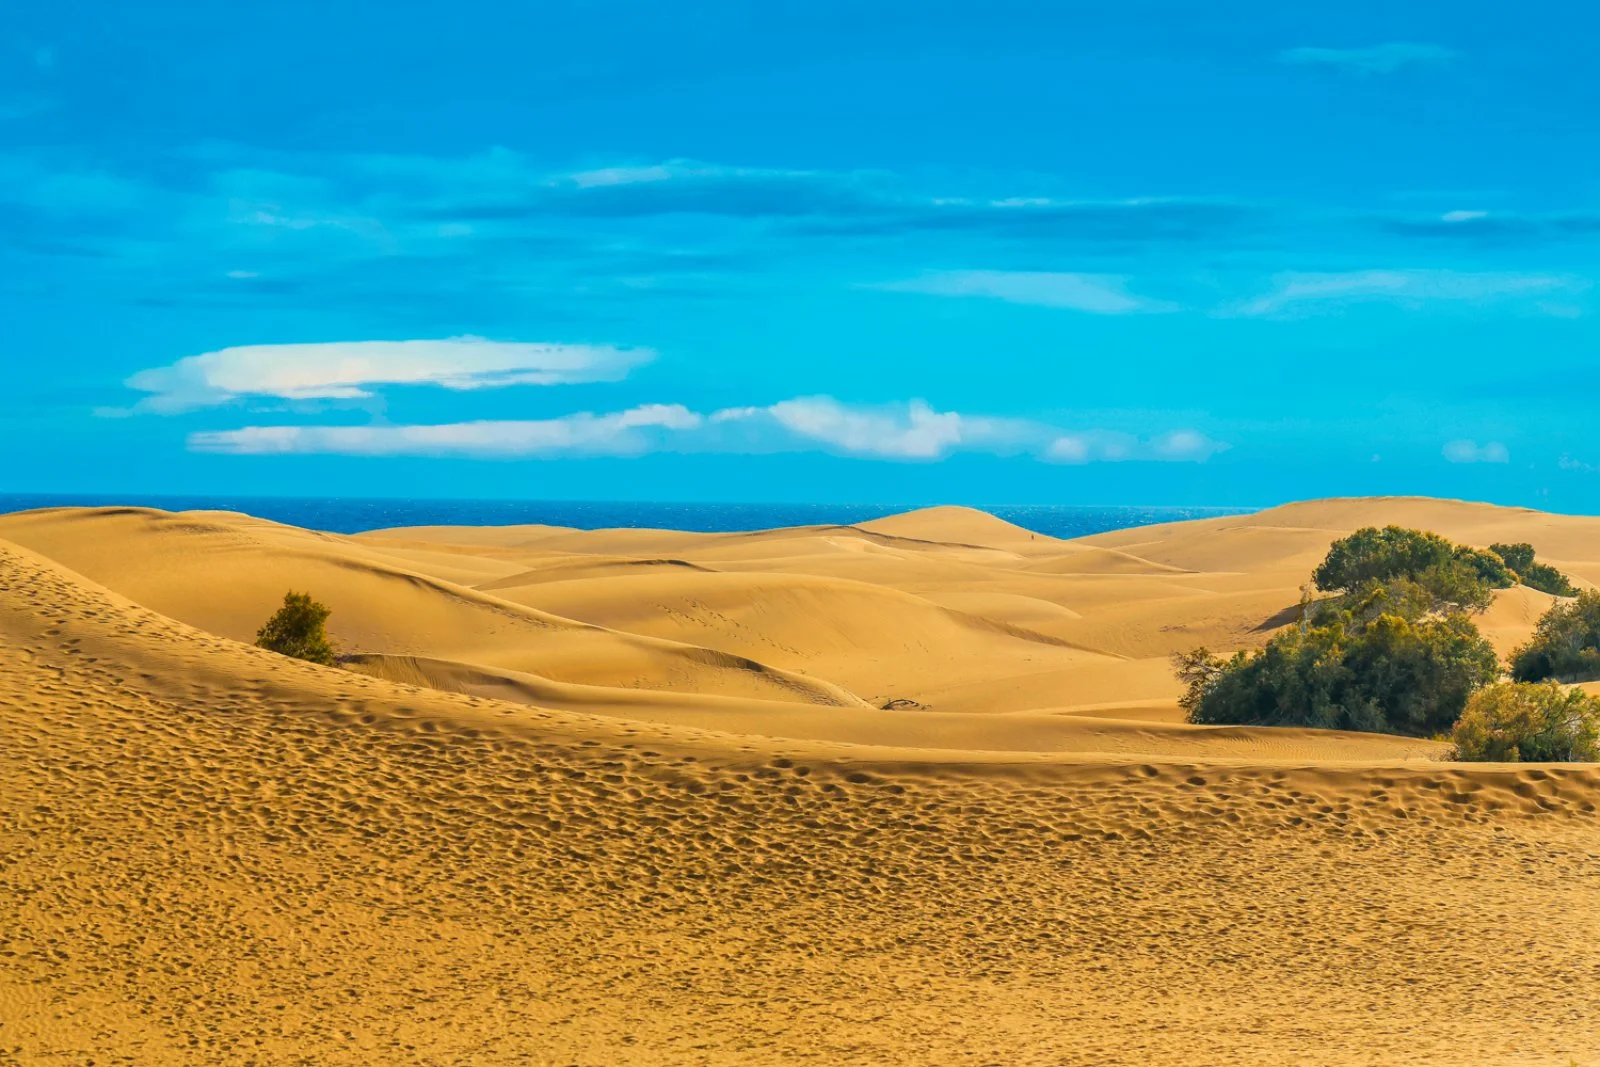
[1488,542,1578,596]
[1510,590,1600,683]
[255,591,337,666]
[1312,526,1509,613]
[1451,682,1600,762]
[1520,561,1578,597]
[1488,542,1536,574]
[1450,544,1516,588]
[1314,526,1457,592]
[1177,605,1499,736]
[1172,524,1576,739]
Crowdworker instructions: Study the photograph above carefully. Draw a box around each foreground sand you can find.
[3,497,1599,1064]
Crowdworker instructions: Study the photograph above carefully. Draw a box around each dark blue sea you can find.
[0,494,1253,538]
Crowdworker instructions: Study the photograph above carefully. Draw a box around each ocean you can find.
[0,494,1253,538]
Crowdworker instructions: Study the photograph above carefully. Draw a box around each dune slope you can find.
[5,498,1600,1065]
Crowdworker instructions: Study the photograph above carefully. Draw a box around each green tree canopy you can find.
[255,591,337,666]
[1177,605,1499,737]
[1313,526,1457,592]
[1176,524,1514,737]
[1509,590,1600,683]
[1520,562,1578,597]
[1488,542,1577,597]
[1451,682,1600,762]
[1311,526,1512,614]
[1487,542,1535,574]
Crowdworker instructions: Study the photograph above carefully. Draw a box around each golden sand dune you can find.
[0,507,869,711]
[4,498,1600,1064]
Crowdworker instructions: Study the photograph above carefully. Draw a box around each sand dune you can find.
[4,497,1600,1064]
[0,507,870,710]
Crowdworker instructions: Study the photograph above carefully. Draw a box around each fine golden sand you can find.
[2,497,1599,1064]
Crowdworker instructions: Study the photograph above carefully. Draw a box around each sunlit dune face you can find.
[3,498,1599,1064]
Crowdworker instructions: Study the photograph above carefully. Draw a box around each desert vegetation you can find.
[1451,682,1600,762]
[7,499,1600,1064]
[1310,524,1512,612]
[1178,526,1581,743]
[1510,590,1600,683]
[255,590,337,666]
[1174,596,1498,736]
[1489,542,1579,596]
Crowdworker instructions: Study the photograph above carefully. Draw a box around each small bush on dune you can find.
[1313,526,1457,592]
[1510,590,1600,683]
[1177,525,1583,738]
[1450,544,1517,590]
[1451,682,1600,762]
[1488,541,1578,597]
[1520,561,1578,598]
[255,591,337,666]
[1312,526,1508,614]
[1489,542,1537,574]
[1177,524,1511,737]
[1177,606,1499,737]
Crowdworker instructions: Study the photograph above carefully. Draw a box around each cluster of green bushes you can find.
[1309,525,1572,611]
[1509,590,1600,683]
[1451,682,1600,762]
[1176,587,1499,736]
[1176,525,1598,761]
[1488,542,1578,597]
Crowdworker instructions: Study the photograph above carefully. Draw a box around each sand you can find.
[2,496,1598,1064]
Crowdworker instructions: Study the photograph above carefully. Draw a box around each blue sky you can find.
[4,0,1599,507]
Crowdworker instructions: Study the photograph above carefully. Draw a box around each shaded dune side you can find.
[5,537,1600,1066]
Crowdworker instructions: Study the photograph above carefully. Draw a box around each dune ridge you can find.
[4,498,1600,1064]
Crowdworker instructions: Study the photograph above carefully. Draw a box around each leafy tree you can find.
[1451,682,1600,762]
[1488,542,1536,574]
[1172,524,1582,738]
[1173,647,1226,718]
[1521,562,1578,597]
[1509,591,1600,683]
[1488,542,1578,597]
[1450,544,1516,589]
[1313,526,1457,592]
[1177,605,1499,737]
[255,591,337,666]
[1312,526,1509,614]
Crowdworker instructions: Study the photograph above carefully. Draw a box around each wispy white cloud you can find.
[1044,436,1092,463]
[565,164,678,188]
[722,397,1041,459]
[875,270,1175,314]
[191,404,700,457]
[1559,455,1599,474]
[758,397,969,458]
[1442,439,1510,464]
[1232,270,1588,317]
[1042,428,1228,465]
[188,396,1227,463]
[123,337,654,413]
[1278,43,1461,76]
[1151,429,1229,461]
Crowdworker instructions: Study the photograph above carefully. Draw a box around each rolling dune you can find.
[4,498,1600,1064]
